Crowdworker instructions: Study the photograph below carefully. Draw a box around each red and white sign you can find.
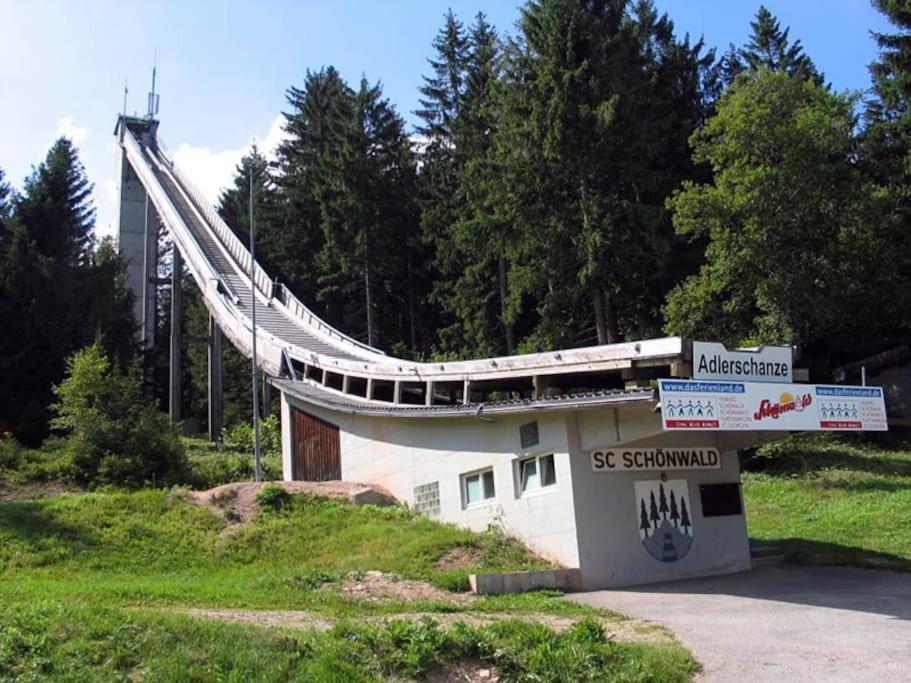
[658,380,887,432]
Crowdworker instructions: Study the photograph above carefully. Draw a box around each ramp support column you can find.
[169,246,182,423]
[262,375,272,416]
[208,314,223,441]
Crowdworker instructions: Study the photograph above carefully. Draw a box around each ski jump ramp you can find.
[115,115,688,414]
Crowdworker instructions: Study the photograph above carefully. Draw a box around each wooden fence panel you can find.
[290,408,341,481]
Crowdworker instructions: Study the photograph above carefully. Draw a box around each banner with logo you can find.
[658,380,888,432]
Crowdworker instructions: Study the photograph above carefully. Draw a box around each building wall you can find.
[280,393,582,567]
[569,405,752,588]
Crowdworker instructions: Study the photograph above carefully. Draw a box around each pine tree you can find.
[669,490,680,526]
[424,11,514,358]
[639,498,651,537]
[739,6,822,84]
[276,67,350,305]
[315,77,420,350]
[0,168,11,224]
[416,9,468,146]
[865,1,911,185]
[485,0,710,350]
[15,138,95,266]
[658,483,669,520]
[0,141,135,443]
[680,497,691,535]
[649,490,660,528]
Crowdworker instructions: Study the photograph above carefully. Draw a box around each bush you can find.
[222,414,280,456]
[50,343,186,488]
[255,483,291,512]
[183,439,282,489]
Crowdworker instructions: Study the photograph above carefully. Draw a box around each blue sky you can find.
[0,1,893,239]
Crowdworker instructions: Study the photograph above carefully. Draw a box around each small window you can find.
[519,454,556,493]
[463,468,496,506]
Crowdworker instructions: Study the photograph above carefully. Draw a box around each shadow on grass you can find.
[751,537,911,572]
[0,500,99,560]
[742,435,911,478]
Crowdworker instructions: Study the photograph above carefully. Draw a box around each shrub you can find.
[50,343,186,488]
[255,483,291,512]
[183,439,282,489]
[222,414,281,456]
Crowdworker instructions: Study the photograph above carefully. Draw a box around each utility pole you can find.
[250,171,262,481]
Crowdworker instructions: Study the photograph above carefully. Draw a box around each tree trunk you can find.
[498,255,515,354]
[407,255,417,352]
[604,289,621,344]
[364,230,375,347]
[593,287,608,345]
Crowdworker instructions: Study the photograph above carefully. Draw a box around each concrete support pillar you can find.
[462,380,471,405]
[169,246,182,423]
[425,381,434,406]
[262,375,272,415]
[207,314,223,441]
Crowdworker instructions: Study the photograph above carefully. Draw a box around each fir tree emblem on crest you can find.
[635,480,693,562]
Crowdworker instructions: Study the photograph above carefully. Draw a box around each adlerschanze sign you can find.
[591,447,721,472]
[658,380,888,432]
[693,341,793,383]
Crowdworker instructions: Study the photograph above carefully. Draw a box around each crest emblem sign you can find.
[635,479,693,562]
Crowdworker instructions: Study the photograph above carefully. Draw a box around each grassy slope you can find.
[743,434,911,570]
[0,491,695,681]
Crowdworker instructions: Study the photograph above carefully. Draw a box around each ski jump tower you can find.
[115,109,887,589]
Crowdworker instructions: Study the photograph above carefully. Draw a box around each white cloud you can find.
[55,116,88,145]
[97,115,287,244]
[95,174,119,241]
[171,114,287,205]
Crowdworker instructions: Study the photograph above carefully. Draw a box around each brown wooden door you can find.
[290,408,341,481]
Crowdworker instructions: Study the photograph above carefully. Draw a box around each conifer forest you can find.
[3,1,910,442]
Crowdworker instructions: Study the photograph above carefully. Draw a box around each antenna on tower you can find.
[122,78,129,118]
[147,62,160,120]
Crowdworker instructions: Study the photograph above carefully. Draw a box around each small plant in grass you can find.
[255,483,291,512]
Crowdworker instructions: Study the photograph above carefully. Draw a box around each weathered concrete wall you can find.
[281,393,583,568]
[117,149,158,346]
[569,405,751,588]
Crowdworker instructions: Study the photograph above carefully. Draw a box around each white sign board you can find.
[591,447,721,472]
[659,380,888,432]
[693,341,793,383]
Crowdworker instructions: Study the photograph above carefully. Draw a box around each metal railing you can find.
[154,137,385,357]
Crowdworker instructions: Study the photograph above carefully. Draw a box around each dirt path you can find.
[183,480,397,522]
[166,606,673,645]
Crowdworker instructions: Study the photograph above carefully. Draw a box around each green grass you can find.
[743,433,911,570]
[0,603,693,682]
[0,434,282,491]
[0,489,695,681]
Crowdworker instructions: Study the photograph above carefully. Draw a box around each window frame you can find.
[461,467,496,508]
[516,452,557,496]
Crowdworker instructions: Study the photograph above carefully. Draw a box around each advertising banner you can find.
[658,380,888,432]
[692,341,793,383]
[590,446,721,472]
